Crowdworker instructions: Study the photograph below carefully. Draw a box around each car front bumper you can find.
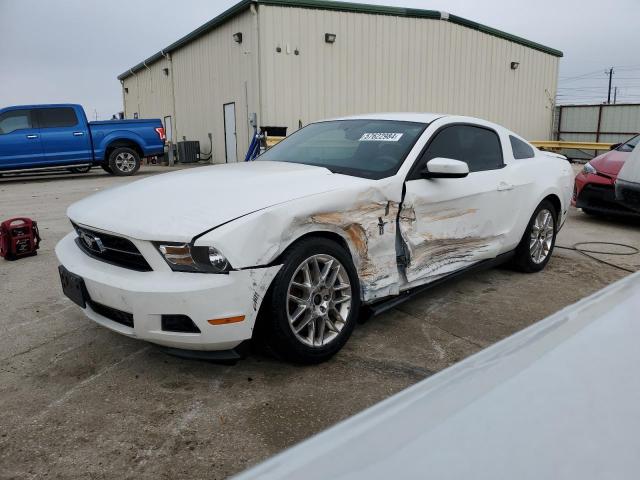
[55,232,281,351]
[573,171,639,216]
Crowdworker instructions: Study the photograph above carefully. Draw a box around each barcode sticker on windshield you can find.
[359,133,403,142]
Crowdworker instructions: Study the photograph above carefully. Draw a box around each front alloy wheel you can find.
[258,237,360,364]
[286,254,352,347]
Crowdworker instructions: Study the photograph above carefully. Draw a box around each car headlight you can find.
[157,243,231,273]
[582,162,597,175]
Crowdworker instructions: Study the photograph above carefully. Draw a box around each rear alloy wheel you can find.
[108,147,140,176]
[513,200,557,272]
[259,238,360,364]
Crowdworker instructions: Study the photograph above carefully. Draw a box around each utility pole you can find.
[614,87,618,104]
[607,67,614,104]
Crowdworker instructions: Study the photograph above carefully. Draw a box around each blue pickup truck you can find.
[0,104,165,176]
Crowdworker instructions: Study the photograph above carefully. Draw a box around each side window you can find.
[37,107,78,129]
[509,135,535,159]
[414,125,503,176]
[0,110,33,135]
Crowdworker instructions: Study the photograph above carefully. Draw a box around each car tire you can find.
[258,237,361,364]
[513,199,557,273]
[108,147,140,176]
[68,166,92,174]
[582,208,599,216]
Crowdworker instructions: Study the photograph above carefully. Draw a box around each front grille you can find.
[618,184,640,207]
[577,184,637,215]
[73,223,152,272]
[578,184,617,208]
[88,299,134,328]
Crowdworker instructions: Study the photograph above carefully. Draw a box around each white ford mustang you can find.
[56,113,573,363]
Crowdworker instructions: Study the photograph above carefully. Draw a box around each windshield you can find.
[618,134,640,152]
[258,119,427,179]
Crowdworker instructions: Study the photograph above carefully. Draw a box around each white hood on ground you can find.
[67,161,366,242]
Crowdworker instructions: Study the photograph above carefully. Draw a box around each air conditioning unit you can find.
[177,141,200,164]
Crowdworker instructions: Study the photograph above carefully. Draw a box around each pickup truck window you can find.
[37,107,78,129]
[0,110,32,134]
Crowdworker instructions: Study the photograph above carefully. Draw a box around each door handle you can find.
[73,132,84,136]
[497,181,514,191]
[26,134,39,139]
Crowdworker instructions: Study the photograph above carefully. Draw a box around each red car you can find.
[573,134,640,216]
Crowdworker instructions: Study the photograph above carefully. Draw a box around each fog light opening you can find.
[161,314,201,333]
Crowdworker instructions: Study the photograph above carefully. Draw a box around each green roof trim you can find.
[257,0,441,19]
[448,14,563,58]
[118,0,562,80]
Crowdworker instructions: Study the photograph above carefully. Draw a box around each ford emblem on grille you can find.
[80,231,106,254]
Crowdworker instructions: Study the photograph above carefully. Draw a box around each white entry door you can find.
[223,102,237,162]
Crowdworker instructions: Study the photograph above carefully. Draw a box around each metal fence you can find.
[552,103,640,160]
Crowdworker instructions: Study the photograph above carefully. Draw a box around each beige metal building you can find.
[119,0,563,163]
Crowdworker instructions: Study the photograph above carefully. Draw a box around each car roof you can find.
[235,271,640,479]
[326,113,511,133]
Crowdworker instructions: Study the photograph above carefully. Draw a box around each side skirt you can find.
[365,250,515,318]
[0,163,94,174]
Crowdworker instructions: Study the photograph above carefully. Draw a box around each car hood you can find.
[67,161,367,242]
[591,149,629,176]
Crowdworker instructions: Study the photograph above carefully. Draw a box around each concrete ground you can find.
[1,165,639,479]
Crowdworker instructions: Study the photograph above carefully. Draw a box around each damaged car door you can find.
[398,123,512,284]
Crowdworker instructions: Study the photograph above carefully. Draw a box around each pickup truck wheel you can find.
[101,163,113,174]
[258,237,360,364]
[513,200,557,273]
[108,147,140,176]
[68,166,91,174]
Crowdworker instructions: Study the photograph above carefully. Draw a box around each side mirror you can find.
[610,143,621,150]
[421,157,469,179]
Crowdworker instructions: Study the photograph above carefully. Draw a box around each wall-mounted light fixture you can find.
[162,68,169,76]
[124,87,129,94]
[510,61,520,70]
[325,33,337,44]
[233,32,243,44]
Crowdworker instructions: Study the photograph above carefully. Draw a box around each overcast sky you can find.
[1,0,639,119]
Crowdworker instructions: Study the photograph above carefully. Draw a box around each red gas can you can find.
[0,217,41,260]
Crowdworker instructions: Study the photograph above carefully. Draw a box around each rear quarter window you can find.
[509,135,535,159]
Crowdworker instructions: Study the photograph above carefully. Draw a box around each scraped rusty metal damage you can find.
[298,200,401,301]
